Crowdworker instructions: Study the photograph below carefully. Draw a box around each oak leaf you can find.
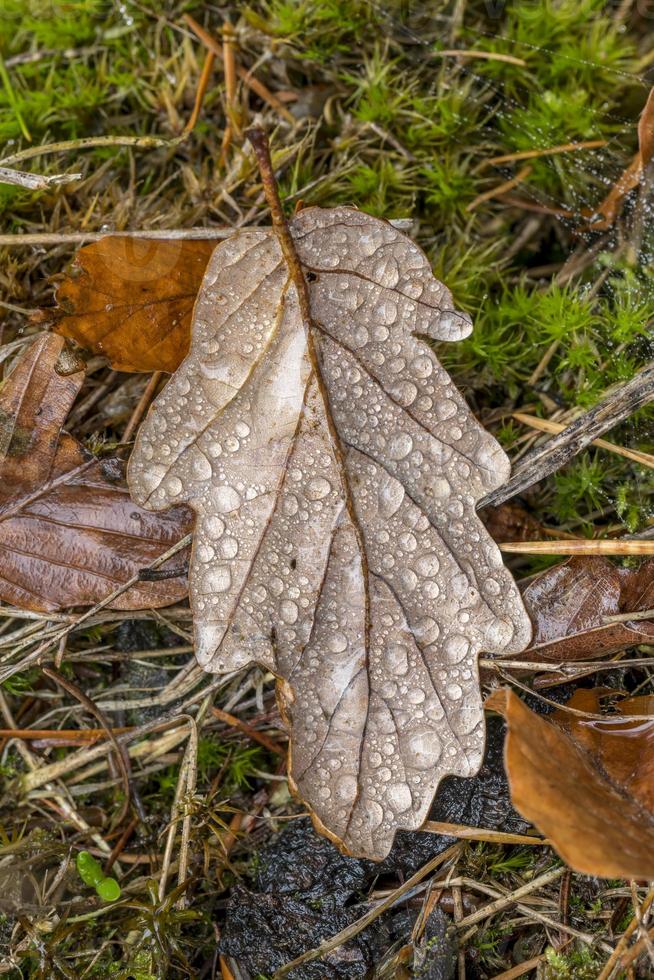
[0,333,193,612]
[44,237,215,373]
[521,556,654,663]
[489,687,654,879]
[128,206,532,859]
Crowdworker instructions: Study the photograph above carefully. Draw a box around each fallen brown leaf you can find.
[489,686,654,879]
[0,333,193,611]
[44,237,214,373]
[520,556,654,662]
[585,85,654,229]
[128,205,532,859]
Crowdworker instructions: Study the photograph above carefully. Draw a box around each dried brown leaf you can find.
[46,237,214,373]
[489,687,654,878]
[128,206,531,860]
[0,333,193,612]
[521,556,654,662]
[585,85,654,229]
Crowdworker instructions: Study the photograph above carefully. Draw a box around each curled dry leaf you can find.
[128,206,532,859]
[521,555,654,662]
[585,85,654,229]
[0,333,193,612]
[43,237,214,373]
[489,687,654,879]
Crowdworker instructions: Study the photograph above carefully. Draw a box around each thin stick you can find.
[480,362,654,509]
[220,20,238,164]
[0,134,181,169]
[490,955,547,979]
[485,140,607,167]
[499,539,654,556]
[467,165,532,211]
[0,227,233,246]
[0,166,82,190]
[121,372,163,445]
[42,666,133,825]
[183,50,216,136]
[422,821,546,846]
[599,887,654,977]
[185,15,294,124]
[455,866,565,930]
[272,843,464,978]
[513,412,654,470]
[433,49,526,66]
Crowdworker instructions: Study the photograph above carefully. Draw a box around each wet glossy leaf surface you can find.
[521,556,654,662]
[490,686,654,878]
[45,237,214,373]
[128,206,531,859]
[0,334,193,611]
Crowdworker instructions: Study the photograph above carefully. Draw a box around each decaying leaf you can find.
[585,85,654,229]
[489,687,654,879]
[128,206,532,860]
[44,237,214,373]
[521,556,654,662]
[0,333,193,612]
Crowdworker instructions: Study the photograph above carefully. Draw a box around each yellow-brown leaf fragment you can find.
[0,333,193,612]
[489,687,654,879]
[46,237,215,373]
[128,206,532,860]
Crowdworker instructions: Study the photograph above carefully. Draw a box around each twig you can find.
[499,539,654,555]
[513,411,654,470]
[484,140,607,168]
[220,19,238,164]
[182,50,216,136]
[184,15,294,124]
[0,134,181,169]
[466,165,532,211]
[121,371,163,445]
[598,886,654,979]
[480,362,654,509]
[0,227,233,246]
[455,867,564,931]
[433,48,526,66]
[422,821,546,846]
[0,166,82,190]
[42,666,133,825]
[272,843,464,978]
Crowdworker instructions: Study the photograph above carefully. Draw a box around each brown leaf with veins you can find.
[489,687,654,878]
[44,237,214,373]
[520,556,654,663]
[128,206,532,860]
[0,333,193,612]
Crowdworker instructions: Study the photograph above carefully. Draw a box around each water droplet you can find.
[214,486,241,513]
[384,644,409,676]
[166,476,183,496]
[306,476,331,500]
[415,553,440,577]
[192,453,212,481]
[407,730,442,769]
[328,632,348,653]
[280,599,299,624]
[387,782,412,812]
[234,421,250,438]
[388,432,413,460]
[203,566,231,593]
[219,536,238,559]
[206,516,225,538]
